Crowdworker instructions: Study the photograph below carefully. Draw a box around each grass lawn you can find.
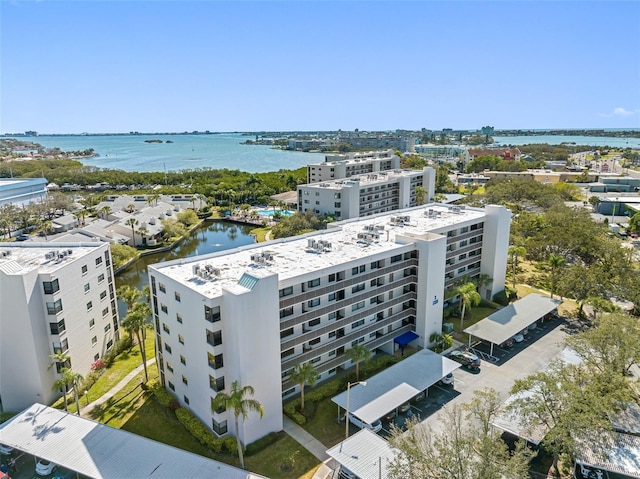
[89,370,319,478]
[250,226,271,242]
[51,334,156,413]
[300,397,345,448]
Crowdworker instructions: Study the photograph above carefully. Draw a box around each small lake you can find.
[115,220,256,317]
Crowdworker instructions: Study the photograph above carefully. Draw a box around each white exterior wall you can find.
[480,205,512,300]
[0,178,48,207]
[0,243,118,412]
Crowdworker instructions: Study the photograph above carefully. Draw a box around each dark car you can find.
[448,350,481,370]
[16,234,30,241]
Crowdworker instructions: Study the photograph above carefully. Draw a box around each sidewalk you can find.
[81,357,156,417]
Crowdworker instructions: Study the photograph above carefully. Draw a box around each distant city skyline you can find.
[1,1,639,134]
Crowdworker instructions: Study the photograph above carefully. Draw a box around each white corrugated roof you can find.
[332,349,461,424]
[326,429,396,479]
[0,404,267,479]
[576,431,640,478]
[464,294,562,346]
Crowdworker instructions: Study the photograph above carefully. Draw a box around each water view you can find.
[493,135,640,148]
[115,220,256,317]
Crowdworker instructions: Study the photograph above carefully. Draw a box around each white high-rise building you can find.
[298,167,436,220]
[148,203,510,443]
[0,242,120,411]
[306,150,400,184]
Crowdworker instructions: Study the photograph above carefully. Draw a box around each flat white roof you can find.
[464,294,562,346]
[152,204,486,299]
[326,429,396,479]
[303,169,427,190]
[332,349,461,424]
[0,242,106,275]
[0,404,266,479]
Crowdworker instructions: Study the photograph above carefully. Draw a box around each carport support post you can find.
[490,342,494,357]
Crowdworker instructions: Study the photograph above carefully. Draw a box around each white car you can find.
[0,443,13,455]
[35,459,57,476]
[439,372,454,385]
[348,413,382,433]
[513,332,525,343]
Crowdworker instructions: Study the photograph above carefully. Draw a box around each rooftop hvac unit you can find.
[193,265,201,276]
[67,249,73,255]
[45,252,55,260]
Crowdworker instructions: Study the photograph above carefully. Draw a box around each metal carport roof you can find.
[332,349,461,425]
[0,404,266,479]
[326,429,397,479]
[464,294,561,347]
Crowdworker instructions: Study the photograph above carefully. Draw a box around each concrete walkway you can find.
[81,357,156,417]
[282,415,329,462]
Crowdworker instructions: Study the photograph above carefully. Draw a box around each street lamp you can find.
[345,381,367,439]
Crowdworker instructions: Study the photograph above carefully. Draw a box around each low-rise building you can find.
[298,167,436,220]
[0,178,48,207]
[148,203,511,444]
[0,242,119,412]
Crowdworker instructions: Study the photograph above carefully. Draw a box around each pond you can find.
[115,220,256,318]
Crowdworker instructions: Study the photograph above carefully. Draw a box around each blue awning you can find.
[394,331,419,347]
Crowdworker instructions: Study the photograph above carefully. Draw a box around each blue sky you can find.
[2,1,639,133]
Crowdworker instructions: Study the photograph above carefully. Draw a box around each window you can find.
[182,375,188,385]
[180,355,186,365]
[163,323,170,334]
[84,283,90,293]
[159,283,166,293]
[351,265,365,275]
[86,301,93,311]
[308,318,320,327]
[176,313,183,323]
[81,265,88,275]
[208,352,224,370]
[307,278,320,288]
[310,356,321,364]
[281,348,294,359]
[178,334,185,345]
[102,307,109,317]
[98,273,105,283]
[352,283,365,294]
[328,292,336,301]
[161,303,168,314]
[106,339,113,349]
[351,319,365,329]
[168,381,175,391]
[206,329,222,347]
[184,395,190,405]
[167,362,174,373]
[280,327,294,338]
[307,298,320,308]
[280,307,294,319]
[95,257,103,266]
[94,353,100,361]
[352,301,365,312]
[328,273,336,282]
[104,323,111,333]
[91,336,97,346]
[351,337,365,347]
[175,292,181,302]
[279,286,293,297]
[164,343,172,354]
[89,318,95,328]
[204,305,221,322]
[43,279,59,295]
[329,331,336,338]
[49,319,66,335]
[212,419,228,435]
[100,290,107,300]
[209,375,225,392]
[391,254,402,263]
[309,337,321,346]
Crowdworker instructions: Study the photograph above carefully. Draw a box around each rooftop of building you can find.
[0,177,48,188]
[319,149,397,165]
[151,203,488,298]
[302,168,430,190]
[0,242,105,275]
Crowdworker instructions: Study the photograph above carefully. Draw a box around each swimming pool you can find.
[256,209,293,217]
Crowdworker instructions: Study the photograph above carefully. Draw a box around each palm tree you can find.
[456,282,481,330]
[121,301,152,382]
[116,285,143,312]
[472,273,493,300]
[142,285,151,304]
[414,186,426,206]
[429,332,454,353]
[346,344,372,380]
[67,369,84,415]
[136,225,149,245]
[41,220,53,240]
[211,381,264,469]
[290,363,317,413]
[73,209,87,226]
[547,253,566,299]
[98,205,112,219]
[50,351,71,411]
[508,245,527,288]
[125,217,139,246]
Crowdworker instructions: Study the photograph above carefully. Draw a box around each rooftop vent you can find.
[1,250,12,258]
[306,239,332,253]
[193,264,220,281]
[250,251,275,265]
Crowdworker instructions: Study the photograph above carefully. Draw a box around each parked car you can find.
[338,467,357,479]
[35,459,57,476]
[348,413,382,433]
[16,234,30,241]
[383,410,397,422]
[0,444,14,455]
[513,332,525,343]
[399,402,411,413]
[448,350,481,370]
[439,372,454,385]
[412,391,426,402]
[500,338,514,349]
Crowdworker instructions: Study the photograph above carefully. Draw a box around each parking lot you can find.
[0,449,86,479]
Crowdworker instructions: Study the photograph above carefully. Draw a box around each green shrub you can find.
[175,407,235,454]
[151,383,176,407]
[283,401,306,425]
[479,299,501,309]
[493,290,509,306]
[245,431,283,456]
